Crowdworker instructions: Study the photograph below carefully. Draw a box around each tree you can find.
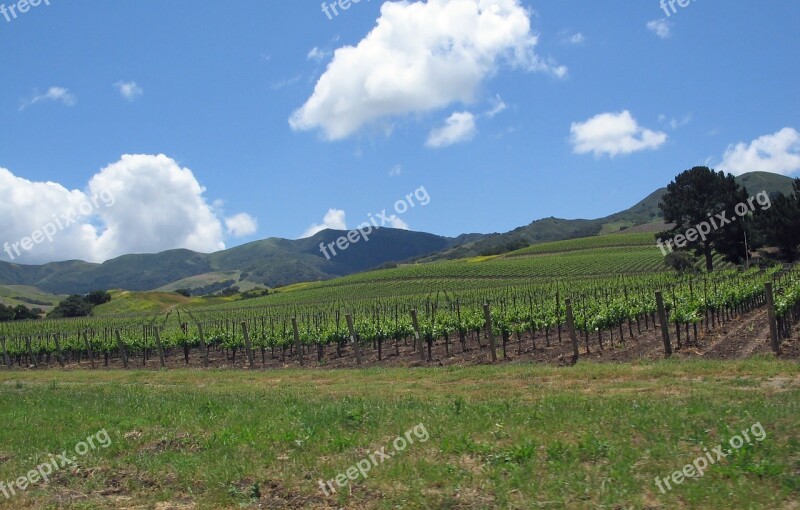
[48,295,95,318]
[0,304,14,322]
[754,178,800,260]
[13,305,40,321]
[175,289,192,298]
[658,167,750,272]
[85,290,112,306]
[664,251,698,273]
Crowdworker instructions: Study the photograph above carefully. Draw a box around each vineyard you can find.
[2,262,798,370]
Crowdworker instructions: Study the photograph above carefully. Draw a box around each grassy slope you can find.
[92,290,240,316]
[218,232,670,309]
[85,232,733,314]
[426,172,796,261]
[0,359,797,509]
[0,285,66,312]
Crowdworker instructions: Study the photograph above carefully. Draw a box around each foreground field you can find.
[0,360,798,509]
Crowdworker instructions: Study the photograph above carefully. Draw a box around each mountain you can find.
[0,171,795,295]
[417,171,795,261]
[0,229,456,295]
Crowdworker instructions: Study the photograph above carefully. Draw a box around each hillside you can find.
[421,172,794,261]
[198,231,673,309]
[0,229,456,295]
[0,171,793,296]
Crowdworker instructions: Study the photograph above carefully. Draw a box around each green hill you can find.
[421,172,794,261]
[0,171,793,296]
[212,231,672,309]
[0,229,455,295]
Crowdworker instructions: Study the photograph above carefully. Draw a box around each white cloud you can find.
[19,87,76,111]
[388,216,410,230]
[718,127,800,176]
[426,111,477,148]
[647,19,672,39]
[659,113,692,130]
[570,110,668,158]
[389,164,403,177]
[271,75,302,90]
[560,31,585,45]
[290,0,564,141]
[302,209,347,238]
[115,81,143,101]
[307,47,331,62]
[225,213,258,237]
[0,155,257,264]
[485,95,507,118]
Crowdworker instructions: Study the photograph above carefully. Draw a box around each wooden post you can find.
[556,290,562,345]
[53,333,65,367]
[765,283,780,355]
[153,328,166,368]
[346,314,361,365]
[26,337,37,368]
[1,337,11,369]
[565,299,579,365]
[291,317,304,367]
[410,310,426,362]
[656,292,672,357]
[241,322,256,368]
[197,323,210,368]
[114,330,128,368]
[83,331,96,370]
[483,304,498,363]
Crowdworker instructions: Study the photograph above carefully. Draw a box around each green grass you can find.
[92,290,240,315]
[0,285,65,312]
[216,232,670,309]
[505,232,655,256]
[0,359,797,509]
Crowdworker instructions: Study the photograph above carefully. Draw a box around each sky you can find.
[1,0,799,264]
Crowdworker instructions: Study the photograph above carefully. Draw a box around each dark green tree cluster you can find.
[659,167,800,272]
[752,178,800,260]
[0,303,43,322]
[48,290,112,318]
[658,167,749,272]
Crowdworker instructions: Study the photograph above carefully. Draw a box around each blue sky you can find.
[1,0,799,264]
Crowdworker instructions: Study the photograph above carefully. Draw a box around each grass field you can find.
[0,286,66,313]
[0,358,797,509]
[92,290,240,316]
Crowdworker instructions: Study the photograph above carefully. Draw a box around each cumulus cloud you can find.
[290,0,564,141]
[0,155,257,264]
[389,164,403,177]
[302,208,347,238]
[570,110,667,158]
[19,87,76,111]
[115,81,143,101]
[647,19,672,39]
[224,213,258,237]
[718,127,800,176]
[426,111,477,148]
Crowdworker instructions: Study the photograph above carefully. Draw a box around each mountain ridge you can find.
[0,171,794,295]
